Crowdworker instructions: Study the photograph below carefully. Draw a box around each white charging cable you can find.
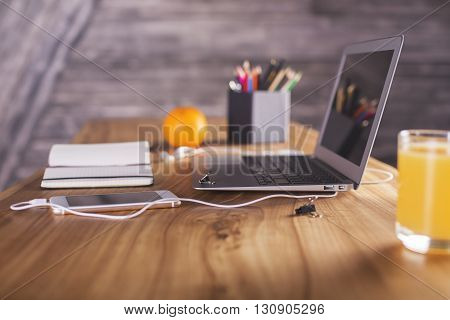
[10,193,338,221]
[361,168,395,185]
[9,167,393,220]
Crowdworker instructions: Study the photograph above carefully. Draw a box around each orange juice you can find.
[397,142,450,240]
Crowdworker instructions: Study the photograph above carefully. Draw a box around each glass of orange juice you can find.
[397,130,450,254]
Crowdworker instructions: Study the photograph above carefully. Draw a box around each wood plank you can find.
[1,118,448,299]
[0,0,95,189]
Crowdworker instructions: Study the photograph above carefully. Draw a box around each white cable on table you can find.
[10,193,338,221]
[9,167,394,220]
[361,168,395,185]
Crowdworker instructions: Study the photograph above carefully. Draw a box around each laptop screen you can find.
[320,50,394,166]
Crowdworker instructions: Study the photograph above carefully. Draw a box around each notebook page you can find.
[48,141,150,167]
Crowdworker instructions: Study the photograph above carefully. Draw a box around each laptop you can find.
[193,36,404,192]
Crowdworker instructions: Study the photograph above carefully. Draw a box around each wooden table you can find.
[0,118,449,299]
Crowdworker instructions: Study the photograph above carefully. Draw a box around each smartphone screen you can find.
[66,192,162,207]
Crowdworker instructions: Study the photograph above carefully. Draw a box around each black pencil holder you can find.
[227,90,291,144]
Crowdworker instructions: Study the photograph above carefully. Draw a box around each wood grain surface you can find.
[0,118,449,299]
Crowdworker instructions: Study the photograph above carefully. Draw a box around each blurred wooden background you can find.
[0,0,449,189]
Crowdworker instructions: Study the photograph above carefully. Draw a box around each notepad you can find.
[41,142,153,189]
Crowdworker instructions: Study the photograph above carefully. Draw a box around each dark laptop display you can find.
[321,50,394,166]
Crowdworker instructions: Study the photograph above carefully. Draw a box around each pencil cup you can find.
[227,91,291,144]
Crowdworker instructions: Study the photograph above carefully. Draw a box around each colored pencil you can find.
[268,68,288,91]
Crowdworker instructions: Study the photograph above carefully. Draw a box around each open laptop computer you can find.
[193,36,404,192]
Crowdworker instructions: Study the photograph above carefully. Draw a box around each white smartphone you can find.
[49,190,180,212]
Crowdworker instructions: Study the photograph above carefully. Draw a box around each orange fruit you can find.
[163,106,207,147]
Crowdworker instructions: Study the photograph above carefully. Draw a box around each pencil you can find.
[280,68,295,91]
[268,68,287,91]
[262,58,285,90]
[247,72,253,92]
[252,66,261,91]
[235,65,245,79]
[282,72,302,92]
[243,60,251,71]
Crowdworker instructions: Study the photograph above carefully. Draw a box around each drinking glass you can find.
[396,130,450,254]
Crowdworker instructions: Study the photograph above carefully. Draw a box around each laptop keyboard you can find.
[241,156,342,186]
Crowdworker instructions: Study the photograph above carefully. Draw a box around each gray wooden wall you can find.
[0,0,94,189]
[1,0,449,189]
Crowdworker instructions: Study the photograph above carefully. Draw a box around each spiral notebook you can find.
[41,141,153,189]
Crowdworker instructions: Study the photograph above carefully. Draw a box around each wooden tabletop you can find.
[0,118,449,299]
